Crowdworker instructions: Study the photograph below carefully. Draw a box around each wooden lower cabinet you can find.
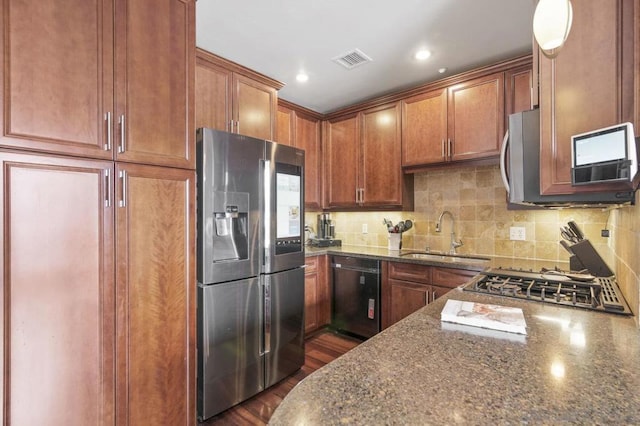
[382,261,479,329]
[388,279,429,326]
[0,151,196,425]
[304,255,330,335]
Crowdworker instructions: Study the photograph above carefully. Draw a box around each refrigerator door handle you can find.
[262,276,271,355]
[263,159,272,269]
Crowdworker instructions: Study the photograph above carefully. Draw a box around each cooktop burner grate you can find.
[464,268,631,315]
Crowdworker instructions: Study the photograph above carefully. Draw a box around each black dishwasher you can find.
[331,256,381,339]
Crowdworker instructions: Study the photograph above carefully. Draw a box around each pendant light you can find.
[533,0,573,59]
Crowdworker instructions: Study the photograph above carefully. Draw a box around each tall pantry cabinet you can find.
[0,0,196,425]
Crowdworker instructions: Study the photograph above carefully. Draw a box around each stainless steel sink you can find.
[399,252,490,265]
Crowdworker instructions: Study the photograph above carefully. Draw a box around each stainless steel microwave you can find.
[500,109,636,208]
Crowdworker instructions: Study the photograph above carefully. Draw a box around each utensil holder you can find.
[388,233,402,251]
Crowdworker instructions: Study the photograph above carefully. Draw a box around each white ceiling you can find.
[196,0,536,114]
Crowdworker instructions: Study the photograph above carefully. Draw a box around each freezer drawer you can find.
[264,267,305,387]
[197,278,263,421]
[332,256,381,339]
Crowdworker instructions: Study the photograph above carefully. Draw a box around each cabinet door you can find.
[114,0,195,169]
[539,0,637,195]
[296,113,323,210]
[324,115,359,208]
[505,66,533,118]
[315,255,331,327]
[388,279,429,326]
[304,257,319,334]
[196,57,232,132]
[0,151,115,425]
[361,103,403,207]
[401,88,448,166]
[1,0,114,159]
[430,284,451,303]
[234,73,277,140]
[115,163,195,425]
[432,267,478,289]
[276,105,294,146]
[448,72,504,161]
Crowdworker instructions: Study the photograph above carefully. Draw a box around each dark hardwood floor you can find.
[199,330,362,425]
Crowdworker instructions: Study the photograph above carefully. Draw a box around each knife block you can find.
[568,239,614,277]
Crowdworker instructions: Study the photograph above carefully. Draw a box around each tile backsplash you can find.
[306,164,611,263]
[305,164,639,320]
[610,192,640,320]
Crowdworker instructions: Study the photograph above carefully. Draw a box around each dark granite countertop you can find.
[269,286,640,424]
[305,244,570,272]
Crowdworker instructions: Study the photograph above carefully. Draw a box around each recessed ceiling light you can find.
[438,67,448,74]
[296,72,309,83]
[414,49,431,61]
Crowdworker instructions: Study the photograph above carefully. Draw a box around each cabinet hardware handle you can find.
[236,121,240,134]
[355,188,359,203]
[432,290,437,302]
[118,170,126,207]
[105,169,111,207]
[360,188,364,204]
[104,112,112,151]
[447,138,452,159]
[118,115,126,153]
[441,139,445,158]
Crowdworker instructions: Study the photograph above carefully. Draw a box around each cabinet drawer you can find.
[388,262,431,284]
[432,267,478,289]
[305,256,319,274]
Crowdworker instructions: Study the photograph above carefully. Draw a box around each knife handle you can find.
[567,221,584,241]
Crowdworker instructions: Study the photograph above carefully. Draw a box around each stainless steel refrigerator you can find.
[196,128,305,421]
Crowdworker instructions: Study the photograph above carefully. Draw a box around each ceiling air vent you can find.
[332,48,373,70]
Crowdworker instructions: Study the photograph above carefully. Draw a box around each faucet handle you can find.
[450,238,463,254]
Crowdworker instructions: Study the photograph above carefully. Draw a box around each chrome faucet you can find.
[435,210,463,254]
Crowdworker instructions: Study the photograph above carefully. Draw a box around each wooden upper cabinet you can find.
[196,58,232,132]
[295,113,323,210]
[1,0,114,160]
[1,0,195,169]
[115,162,195,425]
[360,103,404,207]
[196,49,282,141]
[234,74,277,140]
[401,71,506,169]
[276,102,322,209]
[401,88,448,166]
[114,0,194,169]
[539,0,638,195]
[447,72,505,162]
[276,105,294,146]
[505,66,533,117]
[324,103,412,210]
[324,114,360,208]
[1,151,115,425]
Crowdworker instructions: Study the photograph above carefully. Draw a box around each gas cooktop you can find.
[463,267,632,315]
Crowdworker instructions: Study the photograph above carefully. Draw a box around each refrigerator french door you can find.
[196,129,305,421]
